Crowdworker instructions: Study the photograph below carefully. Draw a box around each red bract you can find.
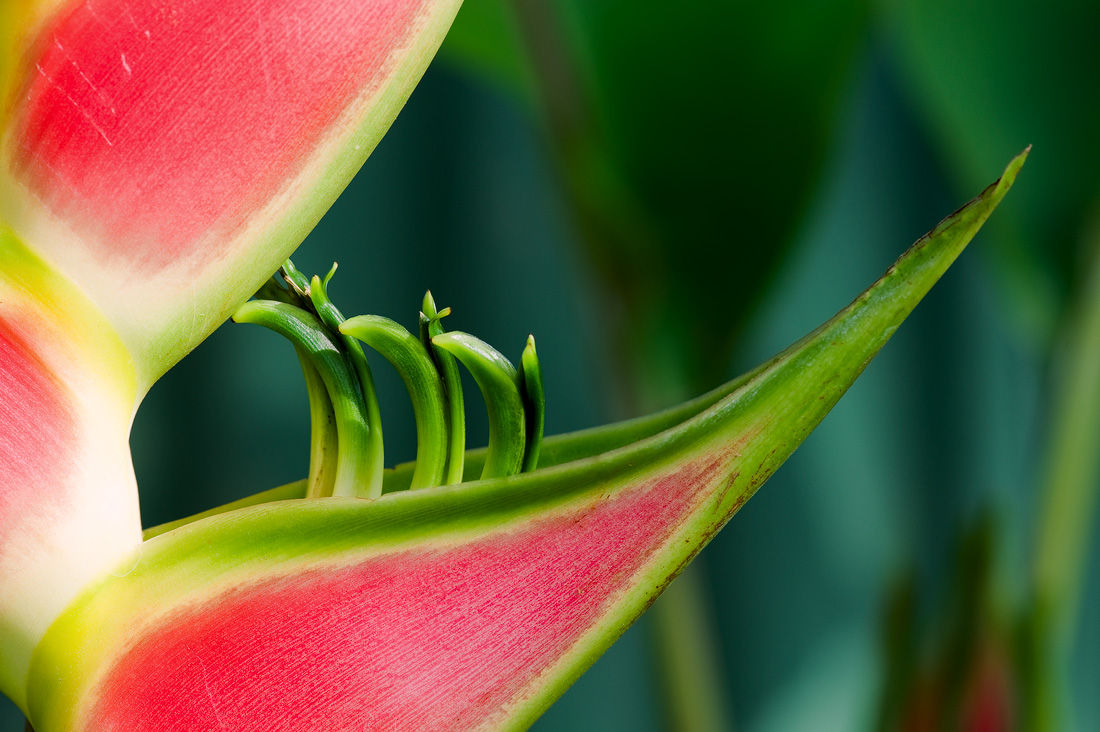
[77,456,729,731]
[0,235,140,708]
[0,323,74,522]
[0,1,1026,729]
[0,0,461,717]
[3,0,461,383]
[16,0,420,270]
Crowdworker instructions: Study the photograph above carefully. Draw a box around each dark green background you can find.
[5,2,1100,728]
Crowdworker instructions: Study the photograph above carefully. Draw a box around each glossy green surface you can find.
[433,331,528,478]
[233,301,376,498]
[422,292,467,485]
[342,314,449,489]
[520,335,545,472]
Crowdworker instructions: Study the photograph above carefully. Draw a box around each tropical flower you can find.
[0,1,1023,730]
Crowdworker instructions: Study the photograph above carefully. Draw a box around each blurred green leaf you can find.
[443,0,871,402]
[567,0,871,394]
[887,0,1100,338]
[440,0,534,98]
[889,5,1100,728]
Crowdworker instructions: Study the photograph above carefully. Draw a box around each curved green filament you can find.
[422,292,465,485]
[519,335,545,473]
[233,301,376,499]
[309,273,385,498]
[341,315,448,490]
[431,332,526,479]
[295,348,339,498]
[252,272,339,497]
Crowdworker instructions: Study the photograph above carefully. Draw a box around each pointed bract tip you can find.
[998,146,1029,190]
[973,147,1028,207]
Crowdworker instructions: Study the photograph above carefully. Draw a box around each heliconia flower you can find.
[0,0,462,717]
[0,1,1026,730]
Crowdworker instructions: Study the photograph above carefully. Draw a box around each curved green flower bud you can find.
[422,292,467,485]
[432,331,528,479]
[309,270,386,498]
[519,335,546,473]
[233,301,377,499]
[341,315,450,491]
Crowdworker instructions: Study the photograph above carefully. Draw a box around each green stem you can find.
[651,566,734,732]
[519,335,545,472]
[309,272,385,498]
[639,371,734,732]
[422,292,466,485]
[295,347,339,498]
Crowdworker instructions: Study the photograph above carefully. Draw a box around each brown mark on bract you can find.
[716,470,740,510]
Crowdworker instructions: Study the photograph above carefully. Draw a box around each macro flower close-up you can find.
[3,1,1097,732]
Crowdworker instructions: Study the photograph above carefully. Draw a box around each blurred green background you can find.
[6,1,1099,729]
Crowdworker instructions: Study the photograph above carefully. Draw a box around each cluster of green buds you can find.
[234,261,546,500]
